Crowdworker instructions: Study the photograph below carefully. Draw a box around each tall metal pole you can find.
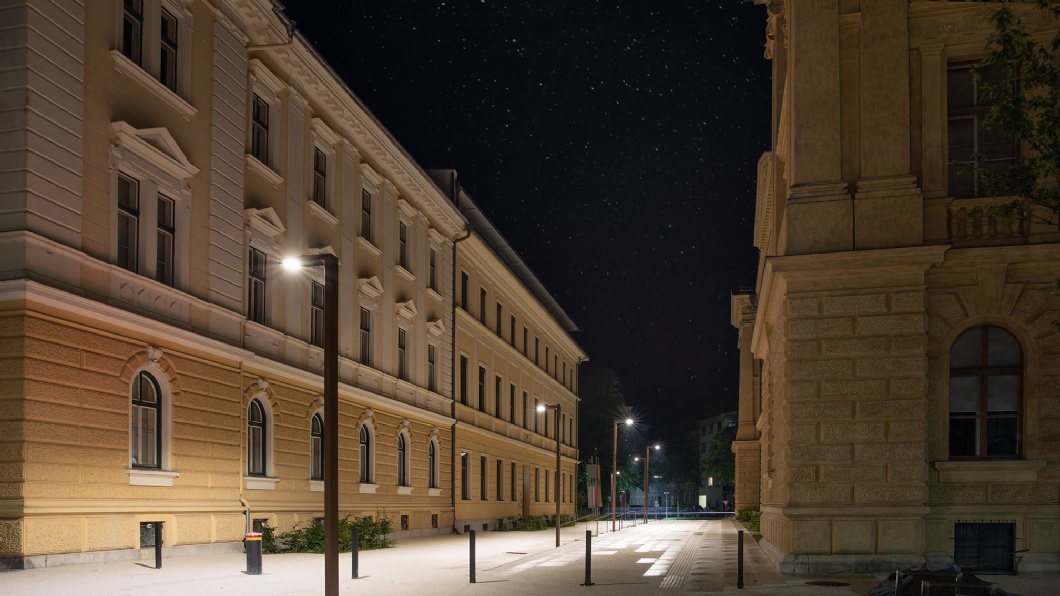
[554,404,562,547]
[321,255,339,596]
[611,420,618,532]
[643,446,650,524]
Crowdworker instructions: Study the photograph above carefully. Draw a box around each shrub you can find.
[260,513,394,554]
[735,507,761,533]
[496,514,574,532]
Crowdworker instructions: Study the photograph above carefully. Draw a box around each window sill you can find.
[359,482,379,494]
[358,236,382,257]
[111,51,197,119]
[397,486,414,496]
[127,468,180,487]
[427,287,442,302]
[934,459,1045,483]
[310,480,324,492]
[428,488,442,497]
[245,154,284,187]
[245,476,280,490]
[396,265,415,283]
[308,200,339,225]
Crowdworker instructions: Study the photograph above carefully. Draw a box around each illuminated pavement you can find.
[2,518,1050,595]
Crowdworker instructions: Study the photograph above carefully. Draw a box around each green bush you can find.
[496,514,574,532]
[260,514,394,554]
[735,507,761,533]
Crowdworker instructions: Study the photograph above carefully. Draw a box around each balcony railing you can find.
[947,197,1027,243]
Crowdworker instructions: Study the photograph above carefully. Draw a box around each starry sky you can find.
[282,1,772,437]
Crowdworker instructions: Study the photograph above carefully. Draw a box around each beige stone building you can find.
[0,0,580,568]
[431,171,584,531]
[732,0,1060,575]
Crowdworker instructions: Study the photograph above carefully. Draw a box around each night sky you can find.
[282,1,772,436]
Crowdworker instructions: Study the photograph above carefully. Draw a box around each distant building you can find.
[0,0,580,568]
[732,0,1060,576]
[698,412,736,511]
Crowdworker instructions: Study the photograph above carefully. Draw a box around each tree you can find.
[575,366,633,510]
[700,423,737,489]
[975,1,1060,223]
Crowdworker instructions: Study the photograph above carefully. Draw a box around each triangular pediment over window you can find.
[358,276,384,299]
[112,121,199,180]
[397,300,418,321]
[427,319,445,337]
[244,207,286,240]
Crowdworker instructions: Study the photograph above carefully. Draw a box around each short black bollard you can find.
[154,522,163,569]
[737,530,744,589]
[582,530,594,586]
[245,532,262,575]
[351,527,359,579]
[469,529,476,583]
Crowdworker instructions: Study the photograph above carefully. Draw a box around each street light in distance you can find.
[537,402,562,547]
[634,443,661,524]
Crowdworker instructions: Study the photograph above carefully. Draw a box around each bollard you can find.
[737,530,744,589]
[582,530,594,586]
[351,527,359,579]
[245,532,262,575]
[469,529,476,583]
[154,522,163,569]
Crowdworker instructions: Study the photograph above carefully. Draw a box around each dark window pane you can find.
[949,418,978,457]
[949,376,979,412]
[986,327,1020,366]
[950,328,981,368]
[987,375,1021,412]
[986,416,1018,456]
[948,66,974,109]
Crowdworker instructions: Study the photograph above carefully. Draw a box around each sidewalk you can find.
[1,519,1051,595]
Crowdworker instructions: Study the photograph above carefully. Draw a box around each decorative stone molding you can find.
[933,460,1045,483]
[397,300,418,321]
[395,418,411,438]
[127,469,180,487]
[147,346,163,363]
[358,276,384,301]
[245,476,280,491]
[427,319,445,337]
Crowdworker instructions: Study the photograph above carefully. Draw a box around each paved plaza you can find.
[2,519,1051,595]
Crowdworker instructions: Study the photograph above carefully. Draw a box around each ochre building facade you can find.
[732,0,1060,575]
[0,0,581,568]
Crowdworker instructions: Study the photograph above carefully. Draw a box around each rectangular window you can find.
[431,514,438,529]
[954,522,1015,574]
[479,288,487,325]
[251,94,269,165]
[459,355,468,405]
[427,344,437,392]
[947,63,1018,199]
[535,468,540,502]
[312,147,327,208]
[480,456,488,500]
[461,452,469,500]
[545,470,550,502]
[248,248,267,324]
[359,307,371,365]
[155,195,175,286]
[118,174,139,273]
[496,302,503,336]
[429,249,437,291]
[535,337,539,365]
[522,391,528,429]
[400,515,409,531]
[310,281,324,348]
[523,327,528,356]
[545,346,550,373]
[510,462,517,502]
[533,398,539,433]
[397,328,408,380]
[460,272,469,310]
[477,366,486,412]
[494,375,502,417]
[510,315,516,348]
[159,8,178,91]
[496,459,503,501]
[398,222,408,269]
[509,384,516,423]
[122,0,143,65]
[360,189,372,241]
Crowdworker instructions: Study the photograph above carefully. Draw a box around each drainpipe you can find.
[450,176,473,528]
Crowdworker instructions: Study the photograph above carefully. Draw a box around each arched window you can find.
[131,371,161,468]
[359,424,373,483]
[397,433,409,486]
[310,413,324,480]
[428,440,438,489]
[248,399,267,475]
[949,325,1022,459]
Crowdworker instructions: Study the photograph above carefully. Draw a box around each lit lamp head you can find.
[282,256,304,272]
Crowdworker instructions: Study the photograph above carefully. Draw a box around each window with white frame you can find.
[359,424,374,483]
[309,118,340,214]
[111,122,195,290]
[428,248,438,292]
[115,0,194,112]
[948,62,1019,199]
[247,60,284,175]
[130,370,161,468]
[398,221,409,270]
[311,412,324,480]
[459,355,468,405]
[248,247,267,325]
[248,398,267,476]
[359,307,372,366]
[397,432,410,486]
[427,344,437,392]
[397,327,408,381]
[310,281,324,348]
[428,439,439,489]
[509,383,516,423]
[496,459,504,501]
[480,455,488,500]
[360,189,373,242]
[494,375,502,418]
[359,164,383,247]
[311,147,327,209]
[510,461,516,502]
[461,451,470,500]
[478,365,486,412]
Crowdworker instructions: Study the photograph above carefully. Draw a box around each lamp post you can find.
[636,444,660,524]
[611,415,633,532]
[284,254,339,596]
[537,402,562,547]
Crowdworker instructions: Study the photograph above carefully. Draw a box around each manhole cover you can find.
[806,580,850,587]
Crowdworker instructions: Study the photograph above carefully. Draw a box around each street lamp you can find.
[537,402,561,547]
[611,412,633,532]
[635,444,660,524]
[284,254,339,596]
